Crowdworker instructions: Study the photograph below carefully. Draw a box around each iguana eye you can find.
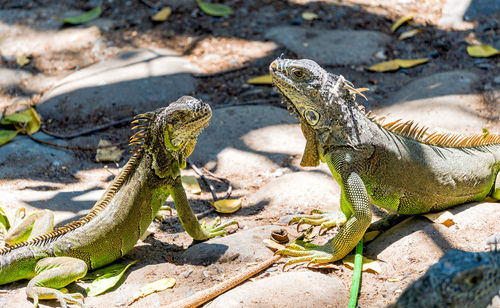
[305,109,320,125]
[293,69,305,79]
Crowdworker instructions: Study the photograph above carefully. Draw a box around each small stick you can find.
[163,255,281,308]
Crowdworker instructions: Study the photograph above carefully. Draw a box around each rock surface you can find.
[206,271,349,308]
[265,27,391,66]
[190,105,302,188]
[182,225,283,265]
[37,49,200,125]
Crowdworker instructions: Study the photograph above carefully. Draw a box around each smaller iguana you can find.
[0,96,237,307]
[269,57,500,266]
[392,244,500,308]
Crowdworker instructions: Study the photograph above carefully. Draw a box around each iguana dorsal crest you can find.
[367,113,500,148]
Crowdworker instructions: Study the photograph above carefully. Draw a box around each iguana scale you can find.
[270,58,500,265]
[0,96,237,307]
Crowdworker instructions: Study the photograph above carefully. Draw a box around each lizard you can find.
[392,244,500,307]
[0,96,237,307]
[269,57,500,266]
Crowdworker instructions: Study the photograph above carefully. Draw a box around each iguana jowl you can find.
[0,96,237,307]
[270,58,500,266]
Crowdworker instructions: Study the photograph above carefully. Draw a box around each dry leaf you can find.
[367,58,428,72]
[398,29,422,40]
[128,278,176,305]
[263,239,285,251]
[342,255,382,274]
[302,12,318,20]
[467,45,500,58]
[423,210,455,227]
[16,55,30,67]
[247,75,272,85]
[210,198,242,213]
[363,231,380,243]
[396,58,428,68]
[391,14,414,32]
[95,140,124,162]
[181,175,201,195]
[152,7,172,22]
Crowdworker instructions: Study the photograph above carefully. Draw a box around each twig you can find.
[200,167,232,199]
[41,117,133,139]
[164,255,281,308]
[26,134,129,151]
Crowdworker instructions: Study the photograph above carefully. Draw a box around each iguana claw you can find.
[201,217,239,238]
[289,208,347,234]
[276,240,336,270]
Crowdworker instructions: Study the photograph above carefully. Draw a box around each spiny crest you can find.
[366,111,500,148]
[0,147,141,255]
[129,111,154,154]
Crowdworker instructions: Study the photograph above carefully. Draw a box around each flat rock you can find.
[0,133,74,180]
[247,171,340,216]
[363,201,500,304]
[386,71,479,105]
[376,71,488,133]
[265,27,391,66]
[37,48,200,125]
[190,105,302,188]
[464,0,500,20]
[0,68,31,88]
[182,225,283,265]
[206,271,349,308]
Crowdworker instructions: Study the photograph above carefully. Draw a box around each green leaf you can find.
[0,206,11,234]
[0,130,18,146]
[14,108,41,134]
[63,6,102,25]
[86,260,137,296]
[1,112,32,125]
[196,0,233,17]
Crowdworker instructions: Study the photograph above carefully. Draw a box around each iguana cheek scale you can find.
[0,96,237,307]
[270,58,500,266]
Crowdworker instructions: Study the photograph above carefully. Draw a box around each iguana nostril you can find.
[270,61,278,70]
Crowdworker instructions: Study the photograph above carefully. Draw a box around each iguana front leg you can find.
[169,177,238,241]
[27,257,88,308]
[278,152,372,265]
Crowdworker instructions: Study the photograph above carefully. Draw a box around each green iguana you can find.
[0,96,237,307]
[270,58,500,266]
[392,247,500,307]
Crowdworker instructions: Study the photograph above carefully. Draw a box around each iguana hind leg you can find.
[4,210,54,246]
[27,257,88,308]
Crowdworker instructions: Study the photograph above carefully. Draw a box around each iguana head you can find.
[270,58,360,166]
[132,96,211,178]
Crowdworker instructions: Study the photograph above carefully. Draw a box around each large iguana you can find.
[392,246,500,307]
[270,58,500,266]
[0,96,237,307]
